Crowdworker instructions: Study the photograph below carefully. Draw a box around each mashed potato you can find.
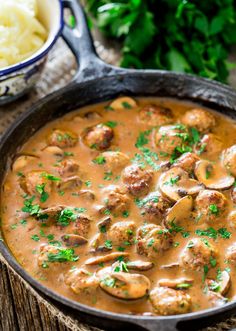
[0,0,47,68]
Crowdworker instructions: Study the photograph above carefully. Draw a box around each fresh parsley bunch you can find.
[86,0,236,83]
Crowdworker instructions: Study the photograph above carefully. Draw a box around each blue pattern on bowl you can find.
[0,0,63,106]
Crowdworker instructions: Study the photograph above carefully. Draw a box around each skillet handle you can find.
[61,0,122,83]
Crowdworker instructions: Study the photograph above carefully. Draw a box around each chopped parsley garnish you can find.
[195,227,218,240]
[57,208,77,227]
[17,172,24,177]
[20,219,27,226]
[36,183,49,203]
[22,196,41,216]
[210,256,217,268]
[135,194,159,208]
[41,173,61,181]
[114,261,129,273]
[85,180,92,187]
[197,143,207,155]
[122,101,132,109]
[104,240,113,249]
[122,210,129,218]
[176,283,192,289]
[104,171,113,180]
[135,130,152,148]
[164,175,180,186]
[189,127,200,144]
[47,248,79,263]
[203,265,209,282]
[93,155,106,165]
[105,121,118,128]
[147,238,155,247]
[102,277,116,288]
[31,234,40,242]
[218,228,231,239]
[209,204,219,215]
[64,152,74,157]
[187,240,195,248]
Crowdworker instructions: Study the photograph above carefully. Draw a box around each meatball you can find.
[182,108,216,133]
[173,152,199,174]
[107,221,136,246]
[37,244,76,267]
[222,145,236,177]
[180,238,218,271]
[82,124,114,150]
[195,189,227,223]
[102,186,131,215]
[225,243,236,265]
[228,211,236,228]
[138,104,173,126]
[20,170,52,197]
[100,151,129,172]
[149,287,191,315]
[195,134,223,157]
[57,159,79,177]
[122,164,153,196]
[47,129,78,148]
[65,268,99,294]
[136,224,172,259]
[155,125,187,155]
[140,191,171,223]
[68,215,91,238]
[231,187,236,204]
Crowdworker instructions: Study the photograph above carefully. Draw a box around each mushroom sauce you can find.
[2,97,236,316]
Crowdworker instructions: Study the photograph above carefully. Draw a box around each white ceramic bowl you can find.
[0,0,63,105]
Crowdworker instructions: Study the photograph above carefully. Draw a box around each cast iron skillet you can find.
[1,1,236,330]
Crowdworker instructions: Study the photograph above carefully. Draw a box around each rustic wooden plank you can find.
[0,261,19,331]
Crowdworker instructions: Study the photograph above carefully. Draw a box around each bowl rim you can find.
[0,0,64,77]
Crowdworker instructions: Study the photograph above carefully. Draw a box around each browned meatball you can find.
[100,151,129,172]
[20,170,52,197]
[47,129,78,148]
[231,187,236,204]
[65,268,99,294]
[180,238,218,271]
[195,189,227,223]
[68,215,91,238]
[57,159,79,177]
[155,125,187,155]
[140,191,171,223]
[149,287,191,315]
[107,221,136,246]
[102,185,131,215]
[173,152,200,174]
[182,108,216,133]
[138,104,174,126]
[222,145,236,177]
[82,124,114,150]
[195,134,223,157]
[225,243,236,265]
[136,224,172,259]
[122,164,153,196]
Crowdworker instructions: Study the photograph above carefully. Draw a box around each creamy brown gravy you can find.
[1,97,236,316]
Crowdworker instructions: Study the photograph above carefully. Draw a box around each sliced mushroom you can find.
[126,261,154,271]
[100,271,150,299]
[61,234,88,247]
[79,190,95,200]
[57,176,82,191]
[158,278,193,289]
[38,205,67,220]
[206,271,231,296]
[97,216,112,231]
[207,291,228,307]
[161,262,180,269]
[85,252,129,265]
[89,233,112,253]
[109,97,137,110]
[159,167,203,202]
[12,155,39,172]
[42,146,64,157]
[194,160,234,190]
[165,196,193,226]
